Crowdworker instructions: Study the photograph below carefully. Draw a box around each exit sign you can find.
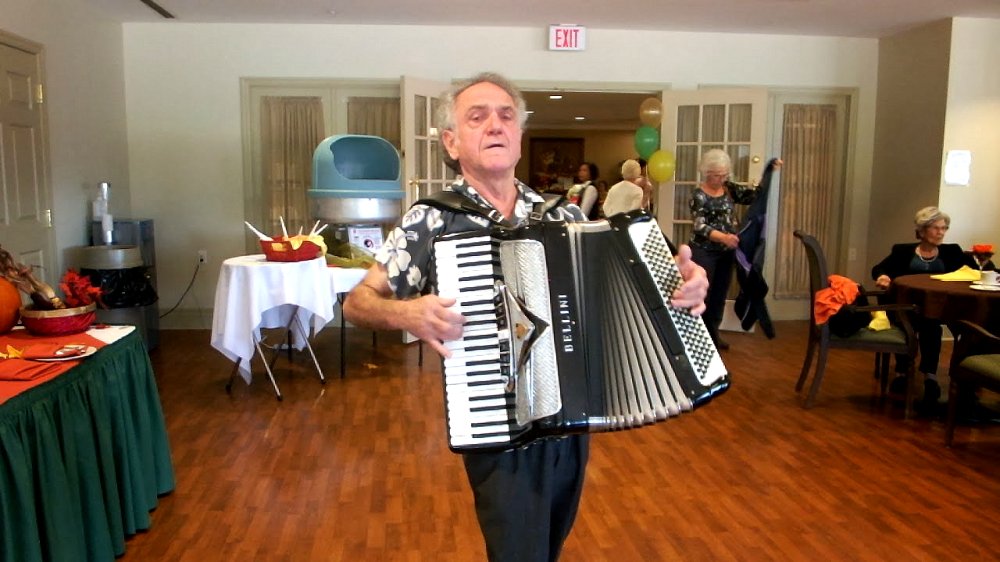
[548,24,586,51]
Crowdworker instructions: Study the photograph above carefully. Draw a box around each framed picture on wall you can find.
[528,137,584,192]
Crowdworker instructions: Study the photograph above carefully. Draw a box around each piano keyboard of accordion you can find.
[432,211,729,453]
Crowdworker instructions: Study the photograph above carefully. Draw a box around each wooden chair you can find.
[944,320,1000,446]
[793,230,918,414]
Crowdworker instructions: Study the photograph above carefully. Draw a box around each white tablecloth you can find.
[210,254,368,383]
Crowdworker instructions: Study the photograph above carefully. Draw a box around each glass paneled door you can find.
[401,77,455,210]
[659,89,767,246]
[399,77,453,344]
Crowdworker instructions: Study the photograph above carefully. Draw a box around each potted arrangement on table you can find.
[971,244,995,272]
[0,246,104,336]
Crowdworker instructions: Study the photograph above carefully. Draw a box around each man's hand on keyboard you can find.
[405,295,467,358]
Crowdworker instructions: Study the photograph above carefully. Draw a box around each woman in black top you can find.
[689,149,758,350]
[567,162,600,220]
[871,206,977,406]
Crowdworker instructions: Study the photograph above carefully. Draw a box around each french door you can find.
[659,88,768,246]
[401,76,456,210]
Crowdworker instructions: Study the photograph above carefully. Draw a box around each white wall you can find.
[939,18,1000,251]
[121,23,879,326]
[2,0,130,273]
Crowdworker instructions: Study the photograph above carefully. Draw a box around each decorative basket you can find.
[20,303,97,336]
[260,239,324,262]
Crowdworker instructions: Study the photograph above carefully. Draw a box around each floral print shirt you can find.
[375,177,585,298]
[689,184,757,251]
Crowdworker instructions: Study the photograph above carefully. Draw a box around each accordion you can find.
[431,211,729,453]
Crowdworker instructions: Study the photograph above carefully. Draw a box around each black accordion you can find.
[431,211,729,453]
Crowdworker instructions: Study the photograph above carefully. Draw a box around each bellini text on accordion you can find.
[432,211,729,453]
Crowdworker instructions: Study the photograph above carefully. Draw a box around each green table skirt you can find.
[0,329,175,562]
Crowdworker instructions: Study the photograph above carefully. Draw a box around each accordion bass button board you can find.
[432,211,729,453]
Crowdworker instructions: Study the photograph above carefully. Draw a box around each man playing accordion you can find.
[343,72,709,562]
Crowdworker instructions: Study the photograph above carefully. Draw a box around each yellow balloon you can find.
[647,150,676,182]
[639,97,662,128]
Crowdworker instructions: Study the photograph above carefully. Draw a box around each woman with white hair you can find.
[871,206,977,408]
[689,148,758,350]
[602,159,646,217]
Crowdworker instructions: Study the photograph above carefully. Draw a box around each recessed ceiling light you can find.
[574,116,585,121]
[526,110,534,114]
[549,95,563,100]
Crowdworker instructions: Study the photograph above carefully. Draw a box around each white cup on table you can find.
[981,270,1000,285]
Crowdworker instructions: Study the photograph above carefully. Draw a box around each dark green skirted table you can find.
[0,328,175,562]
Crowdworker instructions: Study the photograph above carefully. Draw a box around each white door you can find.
[399,77,453,344]
[660,88,768,331]
[401,76,455,210]
[659,88,768,246]
[0,33,54,287]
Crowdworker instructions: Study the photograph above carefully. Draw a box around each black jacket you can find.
[871,243,976,280]
[733,158,779,339]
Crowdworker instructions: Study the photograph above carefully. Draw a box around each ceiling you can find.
[81,0,1000,38]
[522,91,655,131]
[78,0,1000,130]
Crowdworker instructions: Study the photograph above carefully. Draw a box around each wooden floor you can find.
[124,321,1000,561]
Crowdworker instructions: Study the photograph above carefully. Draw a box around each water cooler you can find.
[86,218,159,350]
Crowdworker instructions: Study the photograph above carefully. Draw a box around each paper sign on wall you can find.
[944,150,972,186]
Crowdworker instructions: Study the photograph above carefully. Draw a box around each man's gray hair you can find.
[437,72,529,133]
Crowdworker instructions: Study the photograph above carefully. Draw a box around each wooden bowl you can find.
[20,303,97,336]
[260,239,324,262]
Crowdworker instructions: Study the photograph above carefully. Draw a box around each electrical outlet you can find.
[848,247,857,261]
[198,250,208,263]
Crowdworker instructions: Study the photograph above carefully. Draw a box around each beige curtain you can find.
[260,96,325,235]
[774,104,838,298]
[347,97,401,149]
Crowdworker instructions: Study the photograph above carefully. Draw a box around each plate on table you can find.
[32,346,98,362]
[970,284,1000,292]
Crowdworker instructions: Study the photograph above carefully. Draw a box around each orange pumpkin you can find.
[0,278,21,334]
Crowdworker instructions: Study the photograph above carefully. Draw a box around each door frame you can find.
[766,88,855,320]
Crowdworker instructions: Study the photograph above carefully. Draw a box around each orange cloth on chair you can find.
[814,274,861,325]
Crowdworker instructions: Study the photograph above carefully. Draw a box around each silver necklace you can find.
[916,247,938,262]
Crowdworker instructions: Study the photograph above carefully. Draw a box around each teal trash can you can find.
[310,134,403,224]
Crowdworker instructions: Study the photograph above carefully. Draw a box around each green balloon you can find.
[634,126,659,160]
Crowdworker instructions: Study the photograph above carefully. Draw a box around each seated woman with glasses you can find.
[871,206,977,409]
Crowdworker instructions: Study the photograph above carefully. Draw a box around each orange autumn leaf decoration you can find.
[59,269,103,308]
[972,244,994,254]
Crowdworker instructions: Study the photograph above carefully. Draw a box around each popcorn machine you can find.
[309,135,403,258]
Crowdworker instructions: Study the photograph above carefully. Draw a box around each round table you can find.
[210,255,367,394]
[892,273,1000,333]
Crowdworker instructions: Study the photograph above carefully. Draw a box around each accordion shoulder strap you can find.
[415,191,565,225]
[531,193,566,219]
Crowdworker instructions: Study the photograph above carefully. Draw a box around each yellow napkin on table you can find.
[930,265,981,282]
